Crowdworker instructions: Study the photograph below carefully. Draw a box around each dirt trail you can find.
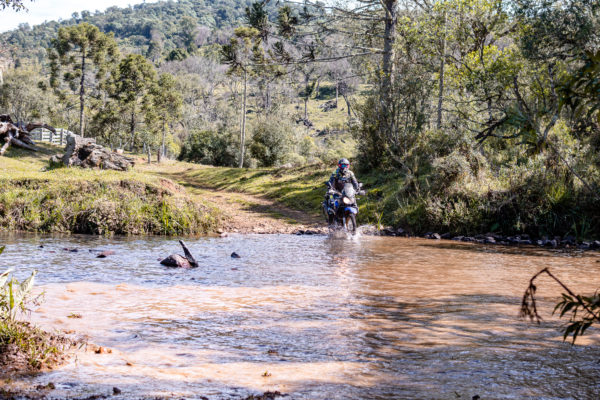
[158,170,327,234]
[199,189,326,234]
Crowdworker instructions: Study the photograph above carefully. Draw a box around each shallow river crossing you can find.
[2,233,600,399]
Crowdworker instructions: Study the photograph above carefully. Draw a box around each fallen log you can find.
[0,121,38,156]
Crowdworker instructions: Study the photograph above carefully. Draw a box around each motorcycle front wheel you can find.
[328,213,335,226]
[344,214,357,233]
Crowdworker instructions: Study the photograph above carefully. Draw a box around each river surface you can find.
[1,233,600,399]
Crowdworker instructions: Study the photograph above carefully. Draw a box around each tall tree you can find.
[1,0,30,11]
[150,73,183,161]
[109,54,157,150]
[221,27,262,168]
[0,67,48,123]
[179,16,200,54]
[49,23,119,137]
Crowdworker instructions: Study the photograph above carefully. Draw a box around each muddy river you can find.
[1,233,600,399]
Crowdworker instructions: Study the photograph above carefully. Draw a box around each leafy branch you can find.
[521,267,600,344]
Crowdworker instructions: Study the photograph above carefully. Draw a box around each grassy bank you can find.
[0,145,220,235]
[141,161,404,229]
[3,142,597,239]
[143,159,600,240]
[0,320,74,377]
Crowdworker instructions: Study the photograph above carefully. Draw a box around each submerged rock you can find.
[96,250,115,258]
[160,254,193,268]
[244,391,284,400]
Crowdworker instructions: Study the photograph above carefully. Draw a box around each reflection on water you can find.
[2,233,600,399]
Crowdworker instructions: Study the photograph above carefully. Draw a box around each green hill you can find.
[1,0,277,65]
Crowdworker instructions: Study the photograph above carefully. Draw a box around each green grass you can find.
[0,144,221,235]
[0,320,63,371]
[142,160,404,227]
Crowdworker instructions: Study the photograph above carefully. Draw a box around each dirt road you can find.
[197,188,326,234]
[154,168,326,234]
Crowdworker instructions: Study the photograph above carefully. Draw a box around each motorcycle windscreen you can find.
[342,183,355,199]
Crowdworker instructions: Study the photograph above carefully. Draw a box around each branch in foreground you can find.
[521,267,600,343]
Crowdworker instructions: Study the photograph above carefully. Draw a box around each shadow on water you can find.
[416,240,600,259]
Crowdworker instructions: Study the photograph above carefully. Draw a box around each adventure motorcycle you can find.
[322,181,365,233]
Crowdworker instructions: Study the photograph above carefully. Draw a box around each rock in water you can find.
[231,252,241,259]
[60,135,134,171]
[160,254,192,268]
[96,250,115,258]
[160,241,199,268]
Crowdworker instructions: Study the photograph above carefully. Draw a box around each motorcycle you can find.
[322,181,365,233]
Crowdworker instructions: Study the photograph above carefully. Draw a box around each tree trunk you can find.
[382,1,398,91]
[380,0,398,150]
[129,110,136,151]
[79,52,87,137]
[335,82,339,108]
[343,94,352,117]
[266,82,271,110]
[161,118,166,162]
[239,68,247,168]
[436,11,447,130]
[146,143,151,164]
[304,98,308,120]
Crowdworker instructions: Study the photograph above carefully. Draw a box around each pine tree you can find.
[49,23,119,137]
[109,54,157,150]
[150,73,183,161]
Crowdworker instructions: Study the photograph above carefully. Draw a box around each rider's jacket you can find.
[328,168,359,192]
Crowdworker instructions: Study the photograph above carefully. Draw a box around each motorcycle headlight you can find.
[343,196,353,205]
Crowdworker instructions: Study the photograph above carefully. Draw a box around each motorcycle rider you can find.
[328,158,359,192]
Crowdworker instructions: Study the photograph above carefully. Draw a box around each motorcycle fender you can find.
[345,206,358,214]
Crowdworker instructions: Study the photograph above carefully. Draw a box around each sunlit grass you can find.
[141,160,402,227]
[0,144,221,235]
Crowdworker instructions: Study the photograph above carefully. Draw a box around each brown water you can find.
[2,233,600,399]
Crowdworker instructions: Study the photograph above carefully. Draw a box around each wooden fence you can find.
[30,128,73,147]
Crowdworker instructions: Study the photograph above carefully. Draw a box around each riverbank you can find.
[141,161,600,245]
[0,320,77,379]
[2,144,599,242]
[0,144,220,235]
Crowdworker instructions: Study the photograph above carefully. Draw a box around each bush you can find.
[429,151,472,190]
[249,115,297,167]
[178,129,238,167]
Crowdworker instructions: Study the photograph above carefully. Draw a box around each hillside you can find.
[1,0,278,65]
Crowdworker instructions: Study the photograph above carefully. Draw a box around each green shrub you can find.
[249,115,297,167]
[178,129,238,167]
